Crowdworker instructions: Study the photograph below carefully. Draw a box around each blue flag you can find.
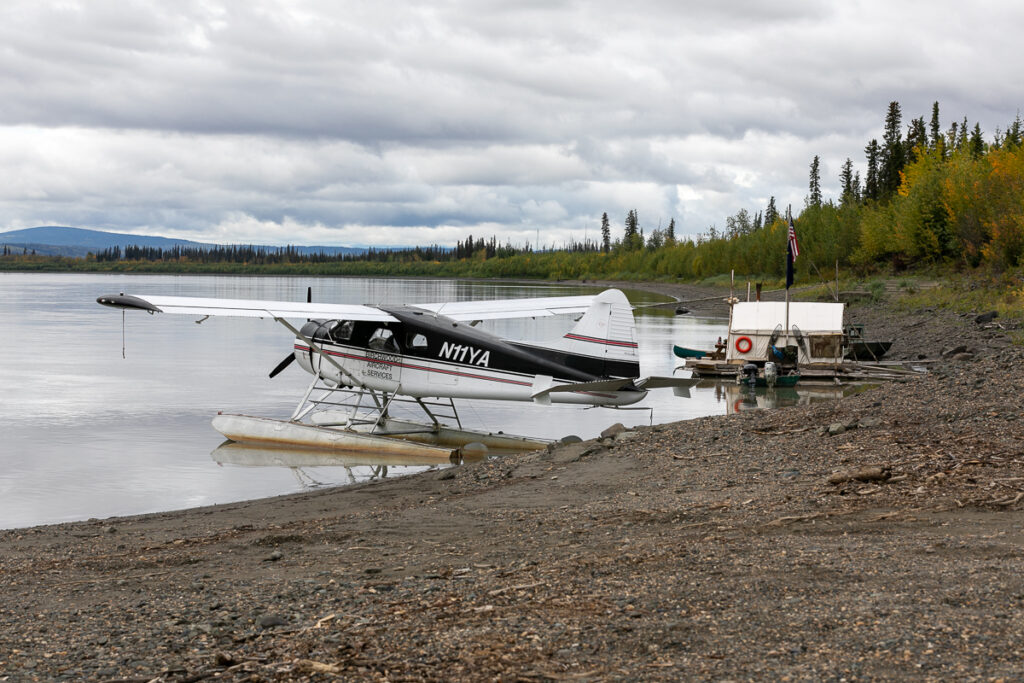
[785,211,799,289]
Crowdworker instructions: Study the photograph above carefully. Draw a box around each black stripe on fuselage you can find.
[299,306,638,382]
[508,342,640,379]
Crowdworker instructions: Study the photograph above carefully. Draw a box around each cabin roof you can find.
[730,301,844,335]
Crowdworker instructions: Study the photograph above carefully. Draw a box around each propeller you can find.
[268,285,312,378]
[269,353,296,378]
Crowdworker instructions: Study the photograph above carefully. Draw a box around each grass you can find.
[892,271,1024,344]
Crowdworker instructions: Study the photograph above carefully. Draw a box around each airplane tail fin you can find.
[551,289,640,377]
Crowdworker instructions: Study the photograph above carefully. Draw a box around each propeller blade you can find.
[269,353,296,378]
[307,286,312,303]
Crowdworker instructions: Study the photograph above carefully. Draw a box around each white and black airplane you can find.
[97,288,695,453]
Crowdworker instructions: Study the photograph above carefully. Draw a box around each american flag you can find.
[787,216,800,260]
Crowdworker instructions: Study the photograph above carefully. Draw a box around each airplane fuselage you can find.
[295,305,645,406]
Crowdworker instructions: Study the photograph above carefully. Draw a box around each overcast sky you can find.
[1,1,1021,248]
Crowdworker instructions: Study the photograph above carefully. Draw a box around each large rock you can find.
[826,422,847,436]
[600,423,628,438]
[975,311,998,325]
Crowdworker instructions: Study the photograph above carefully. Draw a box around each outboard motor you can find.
[764,361,778,388]
[739,362,758,387]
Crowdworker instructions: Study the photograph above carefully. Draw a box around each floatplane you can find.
[98,288,697,458]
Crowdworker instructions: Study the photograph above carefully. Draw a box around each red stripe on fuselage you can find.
[294,344,534,387]
[562,333,638,348]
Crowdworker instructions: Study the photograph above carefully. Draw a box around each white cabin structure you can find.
[726,301,845,366]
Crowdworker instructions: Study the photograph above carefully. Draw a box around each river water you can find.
[0,272,775,529]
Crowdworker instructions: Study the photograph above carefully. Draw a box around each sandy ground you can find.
[1,282,1023,682]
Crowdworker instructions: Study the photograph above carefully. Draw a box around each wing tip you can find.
[96,294,162,313]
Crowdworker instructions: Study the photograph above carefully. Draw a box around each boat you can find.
[844,340,892,360]
[674,337,727,361]
[843,324,892,361]
[673,344,710,359]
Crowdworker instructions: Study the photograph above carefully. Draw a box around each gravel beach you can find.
[2,283,1022,682]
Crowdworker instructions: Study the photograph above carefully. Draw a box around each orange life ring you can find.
[735,336,752,354]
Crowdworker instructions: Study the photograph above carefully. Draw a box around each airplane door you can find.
[362,327,402,392]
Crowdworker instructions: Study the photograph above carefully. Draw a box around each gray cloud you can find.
[1,0,1022,247]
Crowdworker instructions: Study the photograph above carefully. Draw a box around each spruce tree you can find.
[624,209,640,250]
[600,212,611,252]
[1006,113,1023,149]
[929,101,943,155]
[666,217,676,244]
[970,123,985,158]
[957,117,969,150]
[765,196,779,225]
[864,139,880,202]
[906,116,928,163]
[879,101,905,200]
[840,158,855,206]
[808,155,822,208]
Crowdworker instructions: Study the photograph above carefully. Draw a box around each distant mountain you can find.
[0,226,365,257]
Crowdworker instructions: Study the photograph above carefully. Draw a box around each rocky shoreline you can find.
[2,284,1023,681]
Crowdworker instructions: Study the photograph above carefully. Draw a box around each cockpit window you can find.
[407,333,428,350]
[329,320,353,343]
[368,327,398,351]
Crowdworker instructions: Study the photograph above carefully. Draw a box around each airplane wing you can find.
[411,294,597,321]
[96,294,398,322]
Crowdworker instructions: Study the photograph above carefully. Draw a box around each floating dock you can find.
[681,358,927,383]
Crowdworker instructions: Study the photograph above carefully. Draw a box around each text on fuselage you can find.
[439,341,491,367]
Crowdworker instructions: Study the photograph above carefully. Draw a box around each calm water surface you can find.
[0,272,814,529]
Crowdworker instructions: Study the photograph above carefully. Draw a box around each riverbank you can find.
[2,284,1023,681]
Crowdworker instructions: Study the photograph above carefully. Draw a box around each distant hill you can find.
[0,226,365,258]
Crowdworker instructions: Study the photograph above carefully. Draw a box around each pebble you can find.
[257,614,286,629]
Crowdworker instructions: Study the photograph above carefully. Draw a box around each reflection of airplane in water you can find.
[709,381,847,415]
[211,441,488,489]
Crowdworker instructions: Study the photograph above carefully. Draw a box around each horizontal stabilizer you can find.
[635,376,700,398]
[530,377,635,404]
[633,376,700,390]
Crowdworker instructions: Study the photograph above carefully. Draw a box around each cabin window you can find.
[368,327,399,352]
[329,320,353,342]
[407,333,428,350]
[809,335,842,358]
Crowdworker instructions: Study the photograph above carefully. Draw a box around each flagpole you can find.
[784,206,791,350]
